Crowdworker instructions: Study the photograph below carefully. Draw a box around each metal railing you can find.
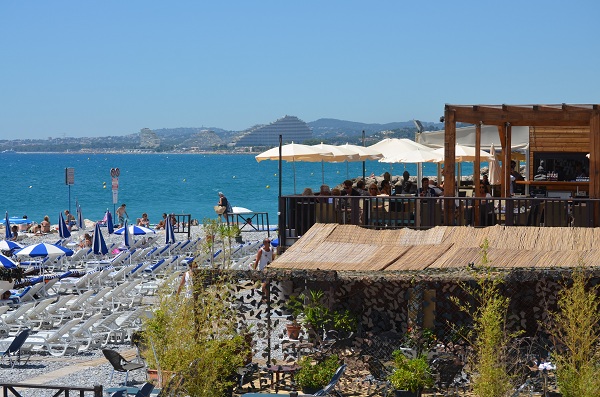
[0,383,102,397]
[278,195,599,248]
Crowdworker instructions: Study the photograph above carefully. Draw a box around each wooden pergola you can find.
[443,104,600,223]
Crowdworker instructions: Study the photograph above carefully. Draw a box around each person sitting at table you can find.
[356,179,370,196]
[418,177,437,197]
[380,179,392,196]
[341,180,360,196]
[301,187,314,196]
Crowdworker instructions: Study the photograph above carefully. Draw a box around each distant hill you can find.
[308,118,443,139]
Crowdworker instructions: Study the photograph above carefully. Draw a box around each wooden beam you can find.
[443,108,456,222]
[497,125,507,197]
[448,105,592,126]
[505,124,513,198]
[590,111,600,199]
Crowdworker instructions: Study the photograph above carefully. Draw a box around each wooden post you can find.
[474,123,482,224]
[590,111,600,225]
[444,107,456,223]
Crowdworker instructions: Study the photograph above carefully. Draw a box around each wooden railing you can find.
[0,383,102,397]
[277,195,599,248]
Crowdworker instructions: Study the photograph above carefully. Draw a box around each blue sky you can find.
[2,1,599,139]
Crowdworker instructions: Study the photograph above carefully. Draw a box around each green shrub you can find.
[552,266,600,397]
[388,352,433,393]
[295,354,340,391]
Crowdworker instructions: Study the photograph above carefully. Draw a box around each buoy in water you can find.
[266,185,270,189]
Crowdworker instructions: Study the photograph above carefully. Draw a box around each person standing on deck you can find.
[253,238,275,302]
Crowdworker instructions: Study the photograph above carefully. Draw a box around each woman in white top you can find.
[253,238,274,301]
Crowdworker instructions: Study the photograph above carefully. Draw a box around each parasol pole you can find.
[321,161,324,185]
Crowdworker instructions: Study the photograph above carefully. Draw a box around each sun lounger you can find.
[25,318,81,356]
[0,302,35,333]
[20,298,55,331]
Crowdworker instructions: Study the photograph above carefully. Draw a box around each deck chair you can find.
[103,348,145,386]
[307,364,347,396]
[0,328,30,368]
[26,318,81,356]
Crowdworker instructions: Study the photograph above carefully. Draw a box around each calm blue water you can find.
[1,153,477,225]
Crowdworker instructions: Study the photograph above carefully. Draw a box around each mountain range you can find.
[0,118,444,152]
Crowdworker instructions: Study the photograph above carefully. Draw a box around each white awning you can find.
[417,125,529,150]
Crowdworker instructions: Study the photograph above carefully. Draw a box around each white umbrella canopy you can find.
[432,144,492,163]
[371,138,442,163]
[311,143,360,163]
[255,142,333,193]
[255,142,332,163]
[338,143,383,161]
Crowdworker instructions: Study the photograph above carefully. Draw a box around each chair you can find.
[26,318,82,356]
[103,348,145,386]
[0,328,30,368]
[309,364,347,396]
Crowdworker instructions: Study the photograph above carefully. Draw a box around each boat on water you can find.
[1,149,16,153]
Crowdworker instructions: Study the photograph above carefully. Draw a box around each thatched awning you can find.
[271,224,600,273]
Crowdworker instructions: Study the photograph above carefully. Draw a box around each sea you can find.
[1,152,478,226]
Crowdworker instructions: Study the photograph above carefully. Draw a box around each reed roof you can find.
[271,224,600,273]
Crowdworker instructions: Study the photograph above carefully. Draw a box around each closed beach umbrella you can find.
[16,242,74,258]
[489,144,502,187]
[122,220,131,248]
[165,214,176,245]
[92,222,108,256]
[0,240,22,251]
[76,202,84,231]
[0,254,17,268]
[4,212,12,240]
[58,212,71,239]
[106,210,114,234]
[255,142,333,194]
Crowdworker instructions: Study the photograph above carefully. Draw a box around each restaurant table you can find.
[264,364,300,392]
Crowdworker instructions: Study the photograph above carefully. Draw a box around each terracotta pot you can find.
[286,323,301,340]
[147,369,176,388]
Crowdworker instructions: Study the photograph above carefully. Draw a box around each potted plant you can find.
[286,289,357,342]
[388,351,434,397]
[295,354,340,394]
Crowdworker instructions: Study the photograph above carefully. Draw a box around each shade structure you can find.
[122,220,131,248]
[92,222,108,255]
[255,142,333,193]
[311,142,361,183]
[4,212,12,240]
[371,138,443,163]
[0,240,22,251]
[0,254,17,268]
[489,144,502,186]
[338,143,383,161]
[58,212,71,239]
[114,224,156,236]
[165,214,176,245]
[16,242,73,258]
[76,203,84,231]
[432,144,492,163]
[106,210,114,234]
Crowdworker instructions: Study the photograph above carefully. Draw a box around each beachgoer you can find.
[33,224,43,235]
[64,210,76,230]
[116,204,128,227]
[41,215,51,233]
[216,192,230,220]
[10,225,18,241]
[418,177,437,197]
[341,180,360,196]
[137,213,150,227]
[253,238,274,301]
[18,215,29,231]
[177,261,197,298]
[80,233,92,248]
[368,183,379,196]
[155,213,168,230]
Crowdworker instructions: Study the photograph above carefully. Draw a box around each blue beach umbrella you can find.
[106,210,114,234]
[58,212,71,239]
[122,220,131,248]
[16,242,74,258]
[165,214,176,245]
[76,202,84,231]
[0,254,17,269]
[92,222,108,256]
[0,240,22,251]
[5,212,12,240]
[114,224,156,236]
